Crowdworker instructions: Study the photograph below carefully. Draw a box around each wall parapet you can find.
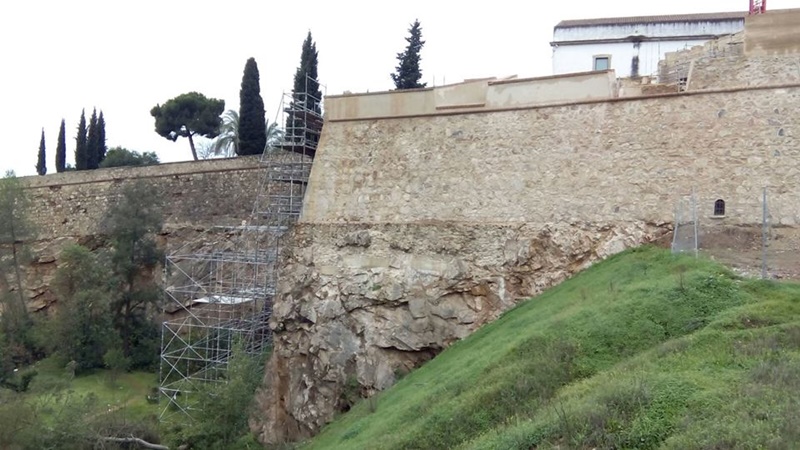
[23,155,268,189]
[745,9,800,56]
[324,71,617,122]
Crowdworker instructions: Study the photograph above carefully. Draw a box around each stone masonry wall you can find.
[689,50,800,92]
[745,9,800,57]
[255,81,800,443]
[658,32,745,87]
[302,85,800,227]
[658,11,800,92]
[11,154,303,310]
[21,154,291,240]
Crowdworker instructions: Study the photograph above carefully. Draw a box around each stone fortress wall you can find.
[16,11,800,264]
[21,156,263,240]
[659,9,800,90]
[13,153,309,310]
[303,9,800,228]
[302,11,800,230]
[23,5,799,244]
[6,8,800,445]
[254,9,800,444]
[304,84,799,227]
[19,152,312,241]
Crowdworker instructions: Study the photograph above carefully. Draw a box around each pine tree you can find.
[74,110,88,170]
[286,31,323,149]
[391,19,427,90]
[97,111,107,166]
[36,129,46,176]
[55,119,66,173]
[150,92,225,161]
[238,58,267,156]
[86,108,99,169]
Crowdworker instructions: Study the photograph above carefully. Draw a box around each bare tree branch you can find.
[100,435,169,450]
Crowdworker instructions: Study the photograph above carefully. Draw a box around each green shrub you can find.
[99,147,159,168]
[1,367,38,392]
[165,344,268,449]
[104,347,132,384]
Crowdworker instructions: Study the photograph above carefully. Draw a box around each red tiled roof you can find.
[556,11,747,28]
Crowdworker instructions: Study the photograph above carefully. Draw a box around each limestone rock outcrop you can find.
[253,221,669,443]
[6,226,238,315]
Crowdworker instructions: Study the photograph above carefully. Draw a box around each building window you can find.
[593,55,610,71]
[714,199,725,216]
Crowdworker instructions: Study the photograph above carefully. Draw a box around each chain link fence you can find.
[671,188,797,280]
[671,191,699,257]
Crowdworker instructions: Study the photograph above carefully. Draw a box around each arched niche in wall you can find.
[713,199,726,216]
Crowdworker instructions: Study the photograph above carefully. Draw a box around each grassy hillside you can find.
[303,246,800,449]
[14,358,157,415]
[0,362,159,448]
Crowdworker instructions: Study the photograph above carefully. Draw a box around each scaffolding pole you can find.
[158,76,324,422]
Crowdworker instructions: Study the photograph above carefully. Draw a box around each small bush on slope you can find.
[302,246,800,450]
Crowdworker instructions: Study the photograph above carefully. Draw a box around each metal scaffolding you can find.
[159,77,324,421]
[671,189,699,257]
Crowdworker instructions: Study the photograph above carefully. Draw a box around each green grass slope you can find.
[303,246,800,450]
[0,363,159,448]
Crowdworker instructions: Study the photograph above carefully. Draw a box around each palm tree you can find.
[266,121,284,150]
[210,110,239,157]
[209,110,285,158]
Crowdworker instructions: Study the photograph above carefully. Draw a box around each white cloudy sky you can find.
[2,0,798,176]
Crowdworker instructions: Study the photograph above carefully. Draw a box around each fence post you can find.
[762,187,768,279]
[692,188,699,258]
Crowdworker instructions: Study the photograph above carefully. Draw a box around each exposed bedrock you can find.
[253,220,669,443]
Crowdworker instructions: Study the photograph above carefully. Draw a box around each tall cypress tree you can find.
[97,111,107,166]
[286,31,323,149]
[293,32,322,106]
[87,108,99,169]
[55,119,66,173]
[391,19,427,90]
[36,129,46,175]
[75,110,88,170]
[238,58,267,156]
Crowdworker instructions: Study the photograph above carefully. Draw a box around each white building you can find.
[551,12,746,78]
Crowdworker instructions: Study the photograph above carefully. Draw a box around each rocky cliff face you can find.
[7,226,232,314]
[253,220,669,443]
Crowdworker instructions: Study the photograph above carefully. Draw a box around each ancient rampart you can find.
[13,154,305,310]
[255,65,800,443]
[21,156,263,240]
[304,84,800,226]
[658,9,800,91]
[19,152,314,240]
[5,14,799,442]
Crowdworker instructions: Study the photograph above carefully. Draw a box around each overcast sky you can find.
[2,0,798,176]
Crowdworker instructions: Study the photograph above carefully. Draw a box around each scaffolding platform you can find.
[158,76,324,421]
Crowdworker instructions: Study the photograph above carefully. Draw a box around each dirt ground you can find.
[694,225,800,280]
